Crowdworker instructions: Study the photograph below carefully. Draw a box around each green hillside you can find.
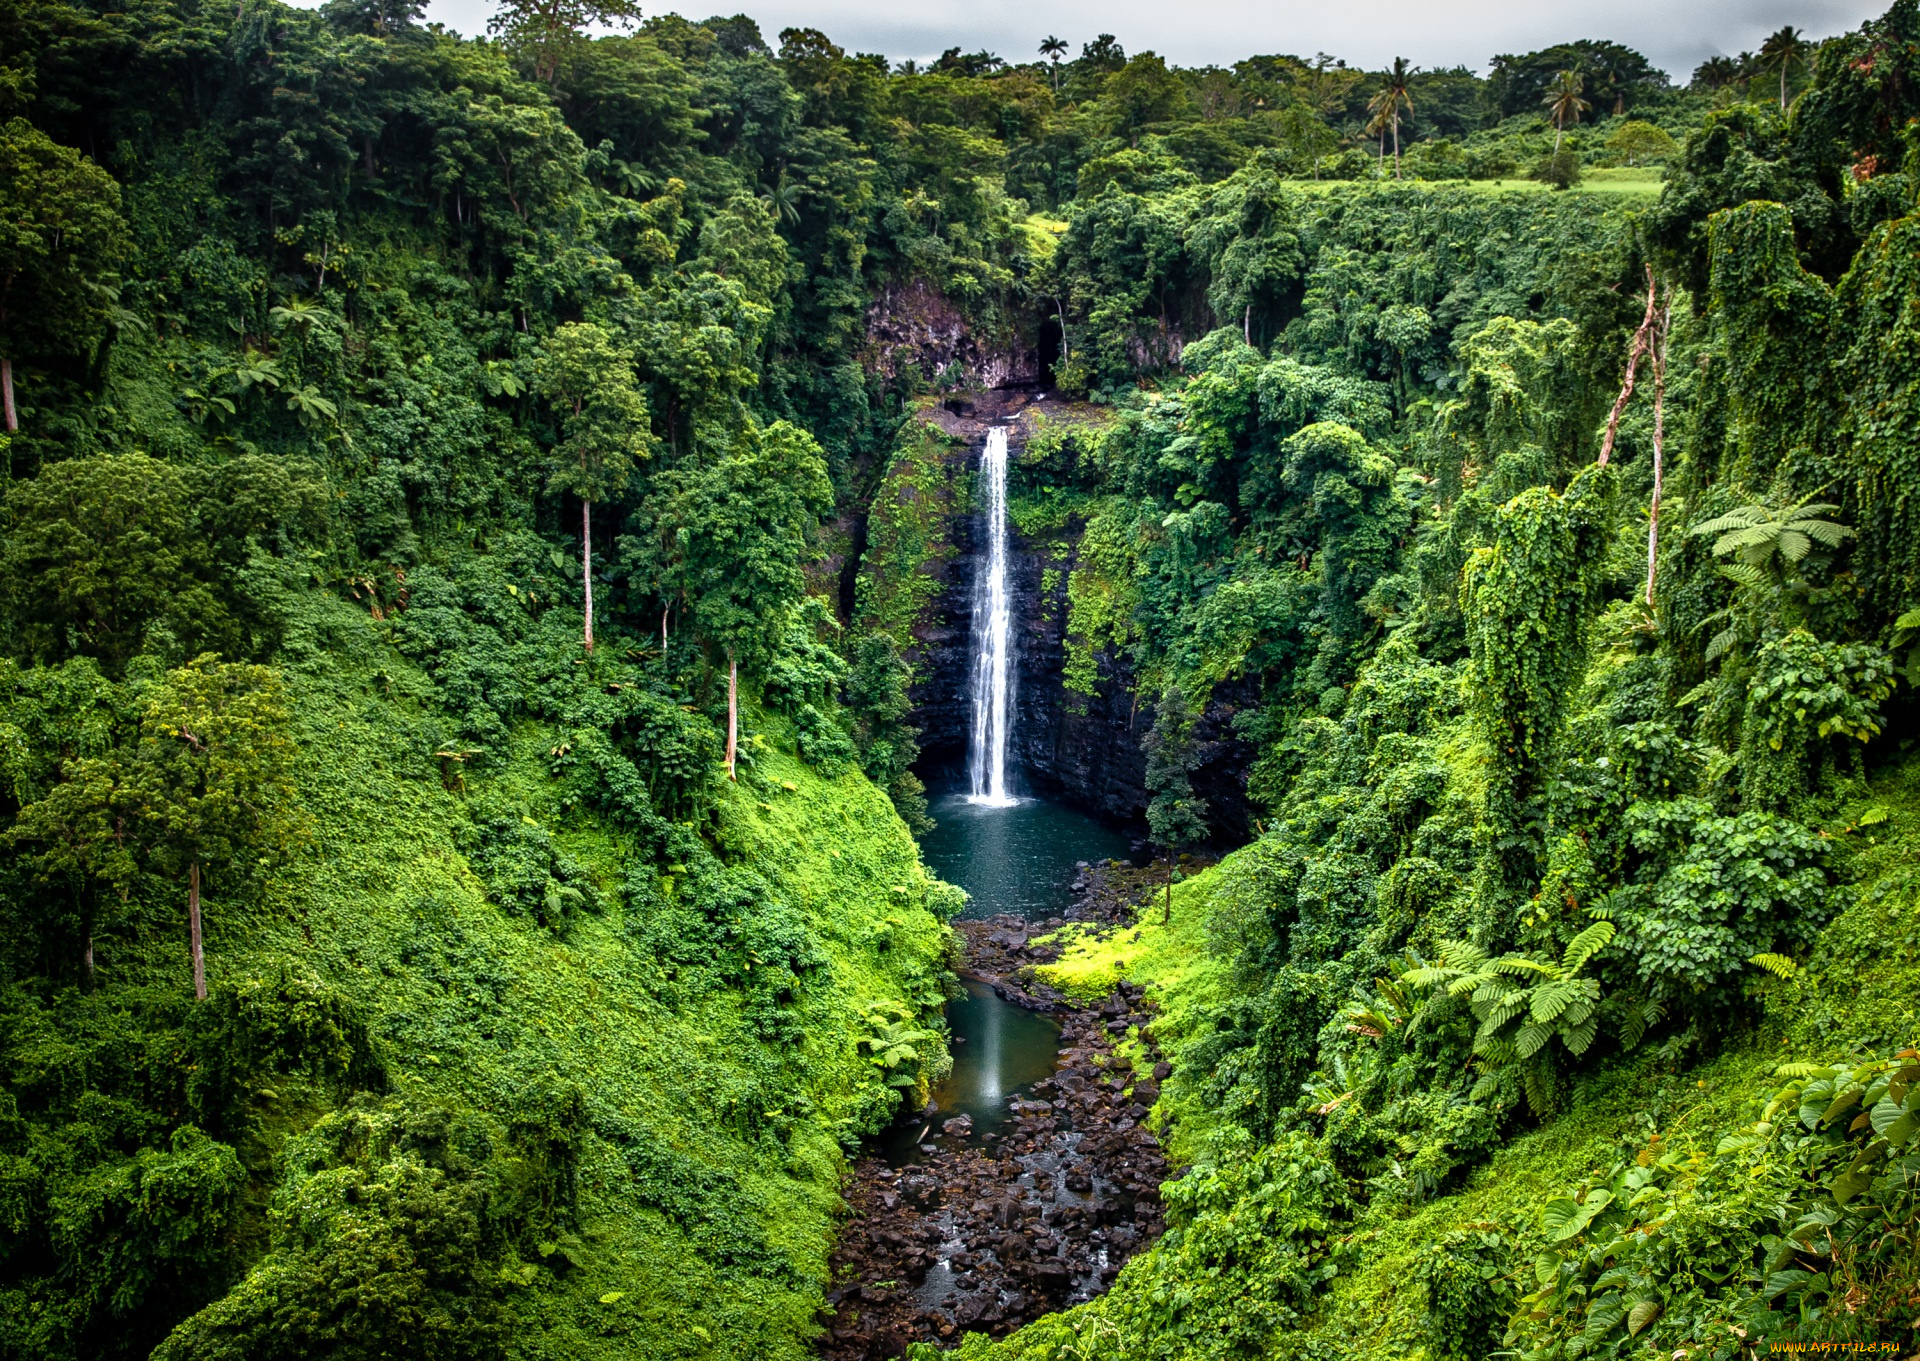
[3,1,1919,1358]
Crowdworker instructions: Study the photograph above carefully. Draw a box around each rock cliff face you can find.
[863,281,1045,390]
[902,397,1255,843]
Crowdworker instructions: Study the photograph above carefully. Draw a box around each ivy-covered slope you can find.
[954,754,1919,1361]
[2,581,960,1361]
[910,8,1920,1359]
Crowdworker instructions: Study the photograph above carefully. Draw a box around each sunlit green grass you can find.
[1281,166,1664,197]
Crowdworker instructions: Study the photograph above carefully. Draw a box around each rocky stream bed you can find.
[817,863,1177,1358]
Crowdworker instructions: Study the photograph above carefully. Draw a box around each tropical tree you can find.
[537,322,653,652]
[1405,921,1634,1115]
[487,0,643,84]
[1691,499,1853,579]
[1365,107,1390,175]
[1758,25,1809,110]
[1288,59,1362,179]
[125,657,300,1000]
[6,722,140,985]
[1605,119,1678,166]
[1367,58,1415,178]
[1543,69,1591,152]
[1142,686,1209,923]
[1039,35,1068,92]
[1691,54,1742,91]
[3,454,218,674]
[642,420,832,779]
[0,119,130,433]
[1278,105,1340,178]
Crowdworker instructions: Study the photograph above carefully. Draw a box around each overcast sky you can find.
[397,0,1888,80]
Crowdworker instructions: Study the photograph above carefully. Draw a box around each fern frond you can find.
[1799,518,1851,547]
[1440,939,1490,972]
[1561,920,1616,975]
[1523,1064,1556,1117]
[1516,1021,1554,1058]
[1704,627,1740,663]
[1529,980,1578,1024]
[1675,679,1715,708]
[1690,508,1766,538]
[1776,529,1811,563]
[1619,997,1655,1050]
[1561,1014,1599,1056]
[1750,952,1799,980]
[1483,998,1527,1031]
[1492,955,1555,979]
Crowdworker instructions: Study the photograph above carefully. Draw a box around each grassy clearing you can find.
[1280,168,1663,197]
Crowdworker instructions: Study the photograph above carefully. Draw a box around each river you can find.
[875,791,1132,1165]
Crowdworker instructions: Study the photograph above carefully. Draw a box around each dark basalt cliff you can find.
[903,396,1254,843]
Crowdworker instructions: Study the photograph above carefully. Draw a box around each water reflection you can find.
[875,793,1133,1165]
[877,979,1059,1163]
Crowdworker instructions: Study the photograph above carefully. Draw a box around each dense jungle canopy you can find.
[1,0,1919,1355]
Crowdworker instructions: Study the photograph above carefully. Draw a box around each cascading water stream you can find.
[966,425,1016,807]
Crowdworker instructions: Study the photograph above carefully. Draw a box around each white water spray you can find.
[967,426,1017,807]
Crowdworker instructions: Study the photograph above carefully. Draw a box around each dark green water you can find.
[878,794,1134,1164]
[877,978,1062,1160]
[918,792,1134,922]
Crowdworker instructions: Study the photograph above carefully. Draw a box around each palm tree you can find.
[1543,69,1590,152]
[1758,25,1809,110]
[1039,35,1067,93]
[760,166,802,225]
[1692,55,1741,91]
[1367,57,1414,179]
[1365,107,1390,176]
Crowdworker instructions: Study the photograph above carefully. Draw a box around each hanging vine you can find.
[1464,465,1618,934]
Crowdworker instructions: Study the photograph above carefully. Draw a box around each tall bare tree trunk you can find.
[1243,304,1251,346]
[1599,268,1659,467]
[1645,305,1671,606]
[189,860,206,1001]
[725,653,738,781]
[1392,114,1401,178]
[581,497,594,652]
[2,357,15,433]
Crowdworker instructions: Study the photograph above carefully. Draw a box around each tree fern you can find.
[1406,918,1624,1114]
[1690,501,1853,570]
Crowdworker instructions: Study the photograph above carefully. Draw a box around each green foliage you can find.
[1609,798,1837,1009]
[1406,922,1620,1115]
[1464,466,1617,915]
[637,418,832,675]
[153,1089,577,1361]
[536,322,652,506]
[0,117,129,385]
[938,1133,1351,1361]
[4,455,223,673]
[4,0,1920,1355]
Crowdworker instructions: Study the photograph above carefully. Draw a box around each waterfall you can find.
[966,425,1017,807]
